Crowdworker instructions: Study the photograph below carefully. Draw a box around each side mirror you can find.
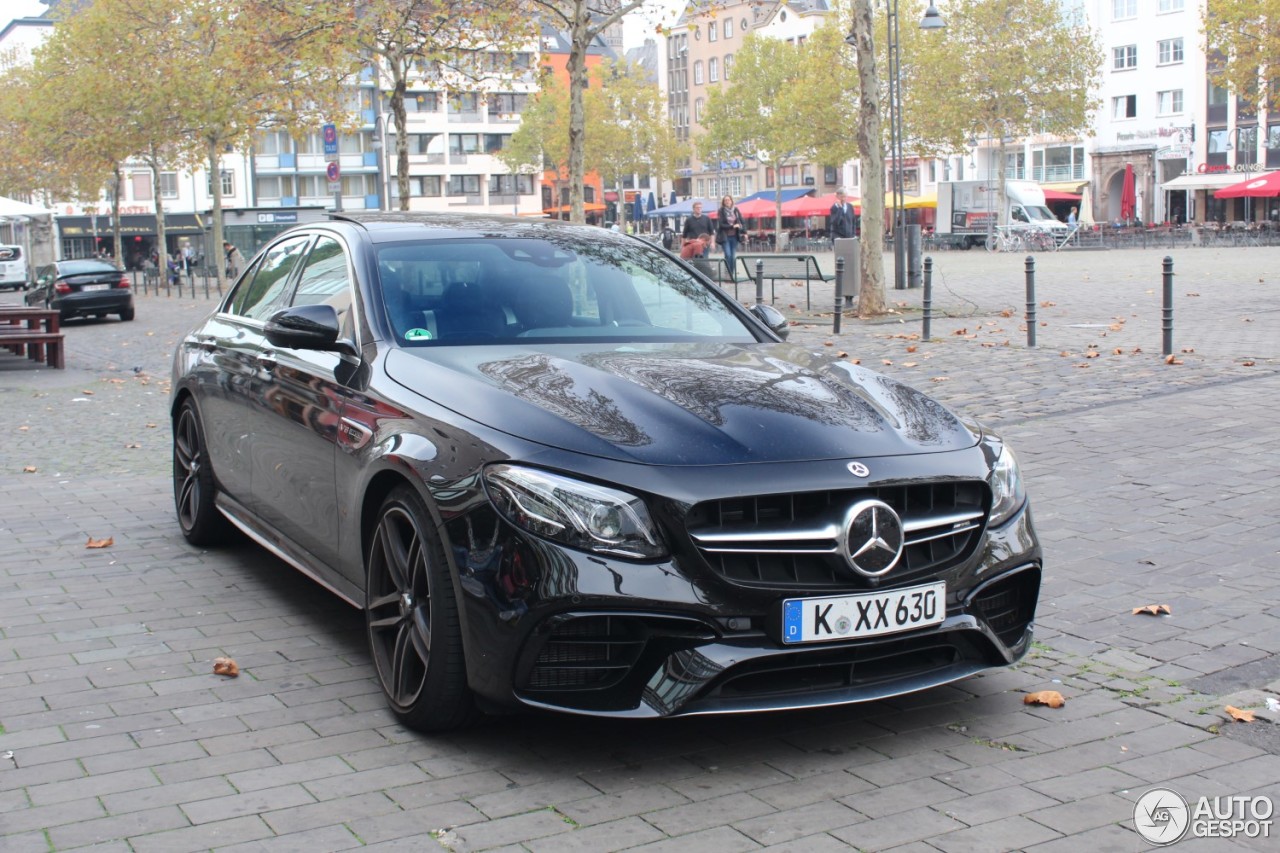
[264,304,353,354]
[750,303,790,340]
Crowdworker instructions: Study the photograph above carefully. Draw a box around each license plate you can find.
[782,582,945,644]
[82,284,109,291]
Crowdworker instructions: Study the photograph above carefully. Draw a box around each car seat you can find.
[514,273,575,333]
[436,281,508,340]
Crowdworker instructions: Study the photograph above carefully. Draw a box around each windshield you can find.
[379,236,758,346]
[1026,205,1057,221]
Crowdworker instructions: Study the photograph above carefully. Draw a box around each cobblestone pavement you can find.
[1,246,1278,851]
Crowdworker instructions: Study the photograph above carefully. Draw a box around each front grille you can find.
[686,482,987,589]
[525,615,646,691]
[971,570,1040,645]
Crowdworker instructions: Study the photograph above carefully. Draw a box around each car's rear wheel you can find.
[119,305,135,321]
[173,400,230,545]
[365,485,473,731]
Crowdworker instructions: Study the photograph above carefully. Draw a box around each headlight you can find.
[484,465,667,560]
[988,444,1027,527]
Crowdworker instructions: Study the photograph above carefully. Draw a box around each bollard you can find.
[906,224,922,288]
[1024,255,1037,348]
[755,259,764,307]
[833,256,845,334]
[1162,256,1174,357]
[922,256,933,340]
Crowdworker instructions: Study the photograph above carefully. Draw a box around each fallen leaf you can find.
[1185,292,1200,297]
[906,345,917,353]
[1225,705,1255,723]
[1059,351,1072,357]
[981,342,996,348]
[1084,351,1099,359]
[1040,301,1056,308]
[80,390,94,396]
[85,536,114,549]
[18,425,29,431]
[1040,321,1048,327]
[1164,355,1183,365]
[952,328,967,336]
[903,362,918,368]
[1000,309,1013,318]
[1132,347,1143,354]
[1242,361,1256,367]
[1113,348,1124,355]
[23,465,37,473]
[1108,323,1124,332]
[145,423,157,429]
[1131,604,1172,616]
[1024,691,1066,708]
[823,341,834,347]
[882,359,893,365]
[1181,347,1195,354]
[930,376,949,382]
[1243,318,1254,322]
[1074,363,1091,369]
[125,443,141,449]
[836,351,848,358]
[212,657,240,678]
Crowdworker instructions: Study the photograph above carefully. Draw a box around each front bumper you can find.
[446,496,1041,718]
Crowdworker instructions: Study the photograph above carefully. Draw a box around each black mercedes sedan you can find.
[27,259,135,321]
[170,213,1040,731]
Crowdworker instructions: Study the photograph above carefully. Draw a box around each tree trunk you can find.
[208,137,225,290]
[566,2,590,223]
[110,167,123,267]
[852,0,886,317]
[147,146,168,275]
[391,52,411,211]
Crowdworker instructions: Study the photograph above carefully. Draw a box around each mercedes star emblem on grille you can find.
[847,461,870,478]
[842,499,905,577]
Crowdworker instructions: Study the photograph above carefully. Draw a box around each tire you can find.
[119,305,135,321]
[365,485,474,732]
[984,234,999,253]
[173,399,231,546]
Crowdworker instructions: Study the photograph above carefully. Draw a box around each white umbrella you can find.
[1077,184,1095,226]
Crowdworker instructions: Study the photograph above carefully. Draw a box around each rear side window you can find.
[229,235,311,320]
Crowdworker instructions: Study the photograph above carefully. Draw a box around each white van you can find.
[0,245,30,291]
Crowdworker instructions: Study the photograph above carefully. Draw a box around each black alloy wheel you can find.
[173,400,230,545]
[365,485,472,731]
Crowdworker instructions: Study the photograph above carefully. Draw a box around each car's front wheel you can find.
[365,485,473,732]
[173,400,230,545]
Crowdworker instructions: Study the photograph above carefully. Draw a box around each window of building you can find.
[1112,94,1137,119]
[405,91,440,112]
[1158,0,1183,11]
[1157,89,1184,115]
[488,174,534,195]
[130,172,153,201]
[1004,151,1026,179]
[447,174,481,195]
[724,18,733,38]
[765,167,775,188]
[160,172,178,199]
[709,57,718,82]
[449,134,480,155]
[694,97,704,122]
[1112,0,1136,19]
[1032,146,1086,181]
[255,175,295,199]
[256,130,291,155]
[484,134,510,153]
[487,93,527,116]
[1112,45,1137,70]
[724,54,733,80]
[1157,38,1183,65]
[447,92,479,113]
[824,166,839,185]
[206,170,235,197]
[708,22,716,42]
[1266,123,1280,168]
[779,165,798,186]
[693,61,703,85]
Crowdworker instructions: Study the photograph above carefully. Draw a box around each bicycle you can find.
[1022,227,1056,252]
[984,226,1023,253]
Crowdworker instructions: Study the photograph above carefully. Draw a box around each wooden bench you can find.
[0,327,65,369]
[732,254,830,309]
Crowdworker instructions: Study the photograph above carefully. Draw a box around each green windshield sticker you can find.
[405,328,433,341]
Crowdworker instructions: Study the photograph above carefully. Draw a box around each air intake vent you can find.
[526,615,646,691]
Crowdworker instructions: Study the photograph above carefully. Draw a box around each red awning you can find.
[1042,189,1082,202]
[1214,171,1280,198]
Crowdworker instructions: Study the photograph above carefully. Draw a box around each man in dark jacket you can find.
[829,188,857,239]
[681,201,715,250]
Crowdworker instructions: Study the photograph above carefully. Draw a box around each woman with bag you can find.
[717,195,743,282]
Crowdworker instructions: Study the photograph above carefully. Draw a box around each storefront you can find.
[55,213,208,266]
[1161,168,1259,225]
[220,207,330,259]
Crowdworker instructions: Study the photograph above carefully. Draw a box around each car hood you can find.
[383,342,978,466]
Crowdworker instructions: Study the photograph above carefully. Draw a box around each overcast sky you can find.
[8,0,47,19]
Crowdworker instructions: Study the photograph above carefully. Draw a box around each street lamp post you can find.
[854,2,945,290]
[370,112,389,211]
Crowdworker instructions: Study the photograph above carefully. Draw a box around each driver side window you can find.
[229,235,311,320]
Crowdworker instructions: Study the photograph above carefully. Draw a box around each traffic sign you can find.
[322,122,339,162]
[326,160,341,193]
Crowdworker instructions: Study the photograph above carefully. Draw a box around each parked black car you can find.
[170,213,1040,731]
[27,259,134,321]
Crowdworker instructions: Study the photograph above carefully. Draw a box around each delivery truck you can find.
[935,180,1068,249]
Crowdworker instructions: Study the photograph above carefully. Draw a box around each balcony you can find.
[448,111,483,123]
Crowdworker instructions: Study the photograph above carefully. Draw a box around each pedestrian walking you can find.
[716,195,743,281]
[681,201,714,251]
[223,241,244,279]
[830,188,857,239]
[1067,206,1078,227]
